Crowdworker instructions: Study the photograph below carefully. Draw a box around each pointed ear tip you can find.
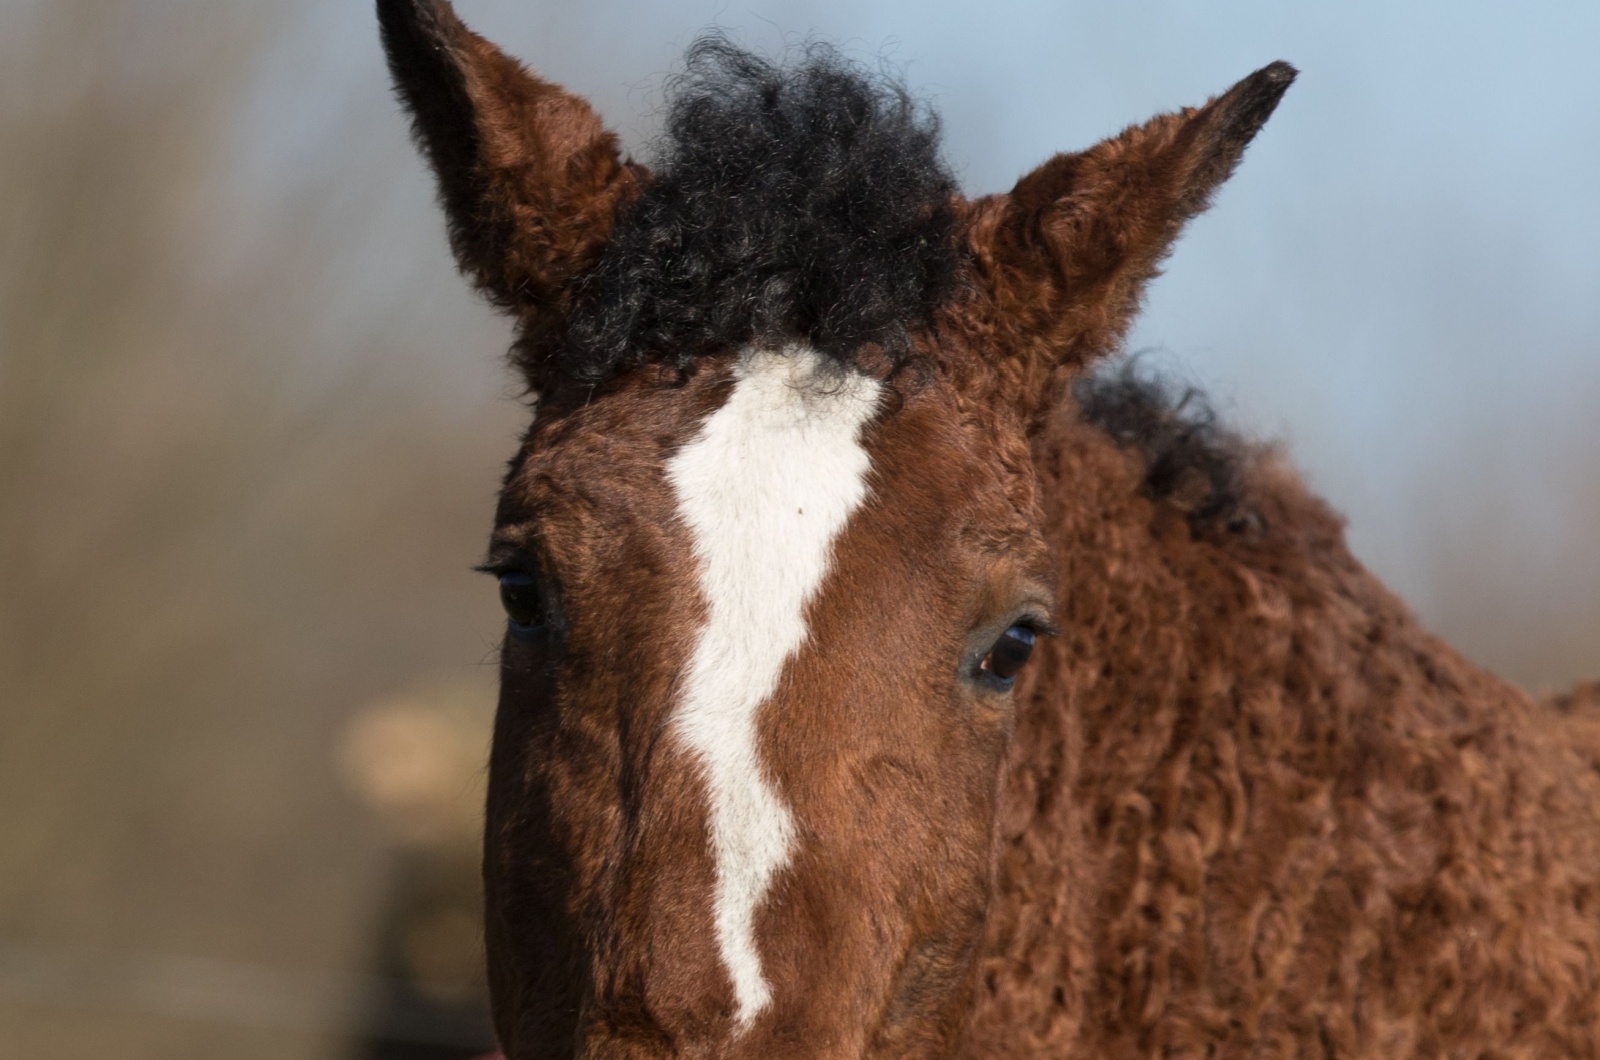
[1259,60,1299,84]
[375,0,449,17]
[1214,61,1295,129]
[376,0,461,41]
[1244,60,1299,101]
[376,0,417,25]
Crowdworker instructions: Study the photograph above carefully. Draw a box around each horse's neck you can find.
[963,409,1573,1051]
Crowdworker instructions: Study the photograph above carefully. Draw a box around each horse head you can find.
[380,2,1290,1053]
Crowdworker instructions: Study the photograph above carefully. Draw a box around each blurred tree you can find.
[0,2,511,1057]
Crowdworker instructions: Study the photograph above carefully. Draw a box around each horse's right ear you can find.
[378,0,644,320]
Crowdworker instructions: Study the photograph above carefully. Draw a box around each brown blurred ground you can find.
[1,2,1596,1058]
[1,2,515,1056]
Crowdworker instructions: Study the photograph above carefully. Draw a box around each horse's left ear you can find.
[962,62,1295,416]
[378,0,645,326]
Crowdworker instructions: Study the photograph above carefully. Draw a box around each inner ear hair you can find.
[962,62,1295,420]
[378,0,644,328]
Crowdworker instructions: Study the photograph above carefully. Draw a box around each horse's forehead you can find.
[503,350,1034,572]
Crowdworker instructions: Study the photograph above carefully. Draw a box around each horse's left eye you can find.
[980,625,1037,684]
[498,572,545,636]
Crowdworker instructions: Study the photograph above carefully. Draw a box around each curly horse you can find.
[379,1,1600,1055]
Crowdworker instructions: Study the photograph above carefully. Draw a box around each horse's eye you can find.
[980,625,1037,684]
[498,572,545,636]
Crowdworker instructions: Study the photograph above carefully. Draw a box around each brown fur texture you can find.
[479,357,1047,1058]
[964,428,1600,1057]
[957,62,1295,424]
[380,4,1600,1055]
[378,0,645,380]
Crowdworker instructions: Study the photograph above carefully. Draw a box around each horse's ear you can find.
[963,62,1294,412]
[378,0,644,319]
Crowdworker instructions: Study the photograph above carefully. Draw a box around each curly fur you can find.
[549,36,962,385]
[965,407,1600,1058]
[378,0,643,339]
[1074,360,1258,534]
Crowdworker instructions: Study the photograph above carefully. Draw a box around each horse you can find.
[378,1,1600,1055]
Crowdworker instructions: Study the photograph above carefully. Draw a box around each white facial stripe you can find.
[666,344,881,1028]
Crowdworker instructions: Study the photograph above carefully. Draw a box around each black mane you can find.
[543,35,961,386]
[1074,359,1261,536]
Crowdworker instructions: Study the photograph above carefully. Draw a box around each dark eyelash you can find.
[476,557,535,579]
[1016,615,1061,639]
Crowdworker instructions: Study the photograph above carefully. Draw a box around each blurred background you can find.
[1,0,1596,1056]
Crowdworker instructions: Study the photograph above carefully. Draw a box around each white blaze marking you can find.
[666,344,881,1028]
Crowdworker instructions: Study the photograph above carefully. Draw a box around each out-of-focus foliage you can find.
[0,1,513,1056]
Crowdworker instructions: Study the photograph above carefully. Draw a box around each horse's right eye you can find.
[498,572,545,636]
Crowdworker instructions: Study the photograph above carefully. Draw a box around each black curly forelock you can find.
[535,35,962,386]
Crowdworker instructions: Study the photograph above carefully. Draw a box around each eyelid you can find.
[1023,617,1061,638]
[1008,604,1059,638]
[477,545,537,578]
